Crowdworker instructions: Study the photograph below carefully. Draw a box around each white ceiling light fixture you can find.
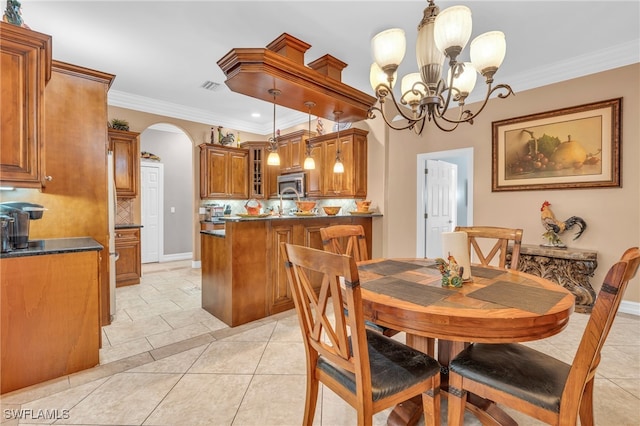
[369,0,514,135]
[303,101,316,170]
[267,89,281,166]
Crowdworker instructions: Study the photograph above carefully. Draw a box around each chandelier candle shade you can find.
[369,0,514,135]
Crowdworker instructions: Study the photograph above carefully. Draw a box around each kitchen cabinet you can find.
[200,221,224,231]
[1,246,101,394]
[199,144,249,199]
[201,215,374,326]
[277,130,315,173]
[241,141,273,199]
[307,128,368,198]
[108,129,140,198]
[115,227,141,287]
[0,23,52,189]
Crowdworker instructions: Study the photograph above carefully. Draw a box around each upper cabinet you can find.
[277,130,315,174]
[307,128,368,198]
[241,141,274,200]
[199,144,248,199]
[108,129,140,198]
[0,23,52,189]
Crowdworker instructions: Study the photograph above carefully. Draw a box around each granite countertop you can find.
[115,223,143,229]
[220,212,383,222]
[0,237,103,259]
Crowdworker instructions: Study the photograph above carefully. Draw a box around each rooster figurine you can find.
[540,201,587,248]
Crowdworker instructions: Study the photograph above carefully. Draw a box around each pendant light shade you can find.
[447,62,477,98]
[372,28,406,71]
[267,88,281,166]
[434,5,472,59]
[470,31,506,77]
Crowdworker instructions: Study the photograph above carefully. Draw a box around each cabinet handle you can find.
[44,176,53,181]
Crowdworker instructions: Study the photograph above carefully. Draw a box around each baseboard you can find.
[192,260,201,269]
[160,252,192,262]
[619,300,640,316]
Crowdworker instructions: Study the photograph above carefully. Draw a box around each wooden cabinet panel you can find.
[0,23,51,188]
[108,129,140,198]
[115,227,141,287]
[242,141,274,199]
[308,128,368,198]
[199,144,249,199]
[1,251,100,394]
[269,223,294,314]
[277,130,314,174]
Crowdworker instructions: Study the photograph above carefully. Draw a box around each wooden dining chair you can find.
[320,225,400,337]
[454,225,523,270]
[447,247,640,426]
[320,224,369,261]
[280,243,441,426]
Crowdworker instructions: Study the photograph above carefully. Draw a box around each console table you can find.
[507,244,597,313]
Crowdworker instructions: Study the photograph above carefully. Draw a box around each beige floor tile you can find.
[145,322,212,348]
[103,315,172,346]
[58,372,181,425]
[99,337,154,365]
[188,341,267,374]
[143,374,252,426]
[129,346,207,374]
[255,341,306,375]
[233,374,307,426]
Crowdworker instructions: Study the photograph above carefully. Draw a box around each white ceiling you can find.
[21,1,640,135]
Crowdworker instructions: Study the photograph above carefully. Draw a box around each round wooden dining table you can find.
[356,258,575,426]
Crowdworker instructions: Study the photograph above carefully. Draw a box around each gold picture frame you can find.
[492,98,621,191]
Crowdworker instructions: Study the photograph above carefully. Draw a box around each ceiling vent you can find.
[201,80,222,91]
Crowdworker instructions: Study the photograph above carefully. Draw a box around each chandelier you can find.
[368,0,514,135]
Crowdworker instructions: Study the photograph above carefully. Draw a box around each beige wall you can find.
[109,63,640,306]
[362,63,640,305]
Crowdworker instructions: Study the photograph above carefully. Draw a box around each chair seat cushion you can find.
[317,330,441,401]
[449,343,570,412]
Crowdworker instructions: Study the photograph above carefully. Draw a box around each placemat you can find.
[467,280,567,314]
[359,260,426,276]
[470,266,507,279]
[362,277,455,307]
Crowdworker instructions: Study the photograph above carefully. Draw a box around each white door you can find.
[425,159,457,258]
[141,163,163,263]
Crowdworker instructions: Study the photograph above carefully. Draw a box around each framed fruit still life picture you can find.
[492,98,621,191]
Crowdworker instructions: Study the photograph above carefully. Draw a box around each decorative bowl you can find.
[355,200,371,212]
[245,199,262,215]
[295,201,316,213]
[323,206,341,216]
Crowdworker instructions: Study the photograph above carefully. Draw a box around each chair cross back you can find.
[447,247,640,425]
[455,226,523,270]
[320,224,369,262]
[281,242,441,426]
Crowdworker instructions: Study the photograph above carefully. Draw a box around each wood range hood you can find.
[217,33,377,123]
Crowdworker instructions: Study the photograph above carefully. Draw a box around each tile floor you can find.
[1,260,639,425]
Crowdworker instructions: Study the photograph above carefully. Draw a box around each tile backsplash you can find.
[116,198,134,224]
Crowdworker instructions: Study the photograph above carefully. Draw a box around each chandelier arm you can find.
[371,83,431,129]
[368,105,421,132]
[436,83,514,125]
[431,114,461,132]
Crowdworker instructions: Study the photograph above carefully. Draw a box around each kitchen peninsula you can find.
[201,214,379,326]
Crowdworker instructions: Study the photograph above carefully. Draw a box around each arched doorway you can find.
[140,123,193,263]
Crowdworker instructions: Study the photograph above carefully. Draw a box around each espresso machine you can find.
[0,202,46,250]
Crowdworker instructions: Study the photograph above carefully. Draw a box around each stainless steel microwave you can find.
[277,172,306,198]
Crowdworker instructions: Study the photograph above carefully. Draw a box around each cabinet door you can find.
[109,129,140,198]
[306,143,324,197]
[200,147,228,198]
[269,223,294,314]
[115,228,141,287]
[0,24,52,188]
[228,150,248,198]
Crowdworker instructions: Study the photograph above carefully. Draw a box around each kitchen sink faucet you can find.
[279,187,301,216]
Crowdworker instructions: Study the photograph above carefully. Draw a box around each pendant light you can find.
[303,101,316,170]
[266,89,281,166]
[333,111,344,174]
